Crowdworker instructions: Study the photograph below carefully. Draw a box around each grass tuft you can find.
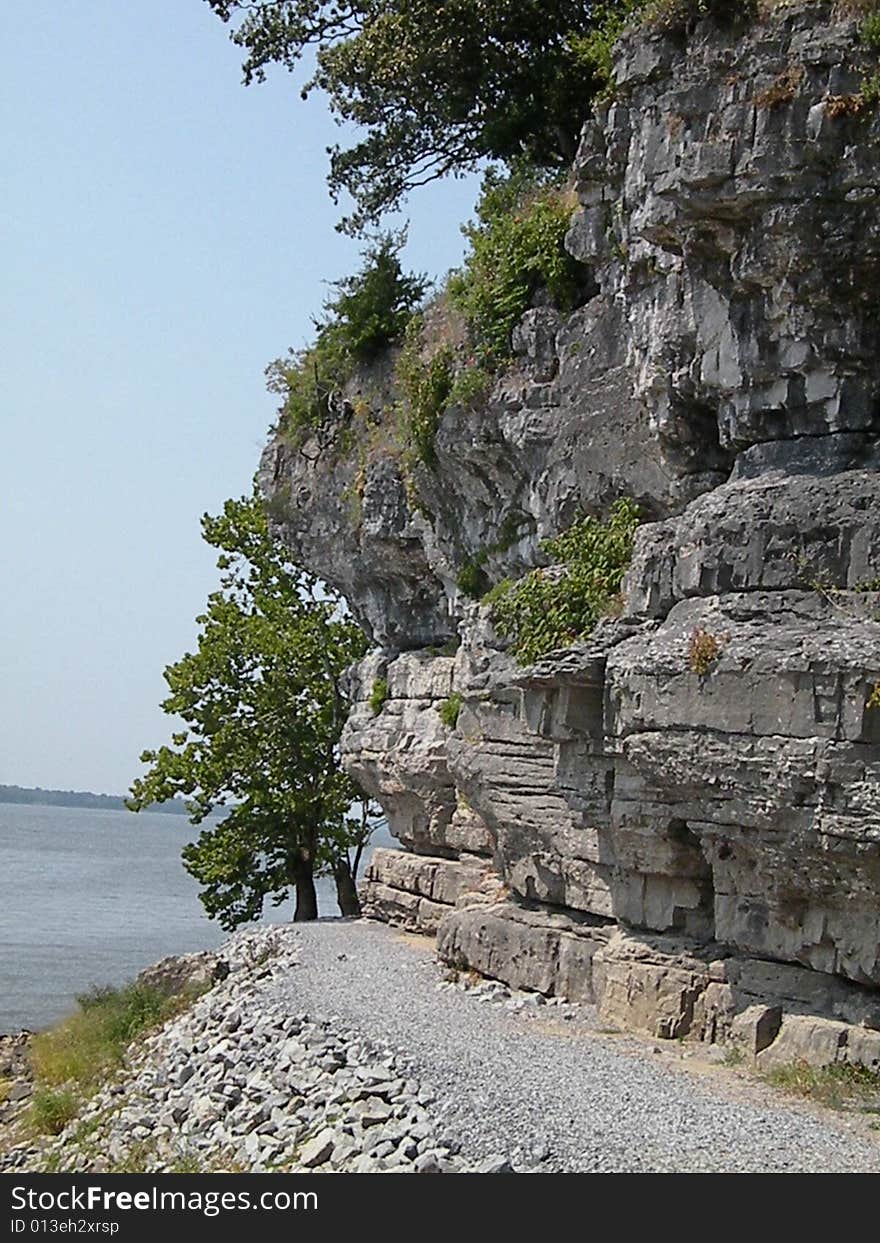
[30,982,200,1091]
[25,978,207,1134]
[763,1060,880,1112]
[28,1087,79,1136]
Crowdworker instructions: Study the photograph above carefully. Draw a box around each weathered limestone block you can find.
[729,1005,783,1056]
[625,472,880,620]
[592,932,720,1040]
[365,847,498,908]
[361,882,448,935]
[436,902,612,1003]
[608,594,880,986]
[756,1016,852,1071]
[136,951,226,997]
[342,651,458,853]
[598,5,880,458]
[724,957,880,1031]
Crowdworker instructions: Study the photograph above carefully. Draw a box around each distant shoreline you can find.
[0,784,189,815]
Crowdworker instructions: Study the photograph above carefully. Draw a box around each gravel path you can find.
[279,919,880,1174]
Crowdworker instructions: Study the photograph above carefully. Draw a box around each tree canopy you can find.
[205,1,603,231]
[127,491,379,927]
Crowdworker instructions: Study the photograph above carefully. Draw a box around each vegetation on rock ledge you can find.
[438,693,464,730]
[268,233,427,444]
[488,498,640,664]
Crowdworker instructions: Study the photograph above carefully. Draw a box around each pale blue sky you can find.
[1,1,479,794]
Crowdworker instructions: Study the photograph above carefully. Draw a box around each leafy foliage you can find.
[438,693,464,729]
[206,1,608,232]
[569,0,644,94]
[369,677,389,715]
[456,555,487,600]
[128,491,378,927]
[30,982,203,1096]
[449,168,583,368]
[322,232,428,363]
[864,6,880,51]
[869,680,880,711]
[28,1088,79,1137]
[396,318,455,469]
[489,499,639,664]
[267,234,426,442]
[395,166,584,470]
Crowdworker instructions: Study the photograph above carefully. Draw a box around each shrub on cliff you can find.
[128,491,381,926]
[488,498,640,664]
[267,233,427,442]
[397,166,584,469]
[448,167,583,368]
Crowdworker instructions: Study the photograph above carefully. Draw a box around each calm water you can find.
[0,803,390,1032]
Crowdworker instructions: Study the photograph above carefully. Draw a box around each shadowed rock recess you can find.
[262,6,880,1069]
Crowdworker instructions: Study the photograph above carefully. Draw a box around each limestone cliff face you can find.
[263,4,880,1067]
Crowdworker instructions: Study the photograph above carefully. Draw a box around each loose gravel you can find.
[279,920,880,1174]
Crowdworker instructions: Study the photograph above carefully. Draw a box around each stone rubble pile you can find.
[2,929,513,1175]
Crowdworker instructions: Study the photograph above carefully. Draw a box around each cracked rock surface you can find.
[262,3,880,1062]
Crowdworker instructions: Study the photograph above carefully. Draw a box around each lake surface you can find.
[0,802,391,1032]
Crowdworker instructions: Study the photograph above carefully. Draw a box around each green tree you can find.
[205,1,606,231]
[127,491,379,927]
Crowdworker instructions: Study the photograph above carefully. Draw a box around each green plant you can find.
[268,234,426,444]
[489,498,639,665]
[448,167,584,368]
[438,693,464,729]
[207,2,614,233]
[456,511,531,600]
[763,1060,880,1112]
[569,1,644,96]
[397,319,454,469]
[457,554,488,600]
[868,681,880,711]
[369,677,389,715]
[482,577,514,608]
[128,492,379,926]
[30,981,202,1092]
[862,7,880,51]
[28,1087,79,1136]
[640,0,753,31]
[860,70,880,109]
[688,627,722,677]
[448,364,494,408]
[322,233,428,363]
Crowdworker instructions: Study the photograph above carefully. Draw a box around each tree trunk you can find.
[333,858,361,918]
[292,856,318,922]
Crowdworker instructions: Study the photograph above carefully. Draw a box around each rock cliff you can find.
[262,3,880,1069]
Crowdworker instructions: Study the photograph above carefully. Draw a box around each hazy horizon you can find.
[2,2,480,795]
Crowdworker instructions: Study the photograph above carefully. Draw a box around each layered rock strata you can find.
[263,4,880,1068]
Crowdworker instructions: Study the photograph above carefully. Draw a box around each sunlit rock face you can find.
[263,4,880,1066]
